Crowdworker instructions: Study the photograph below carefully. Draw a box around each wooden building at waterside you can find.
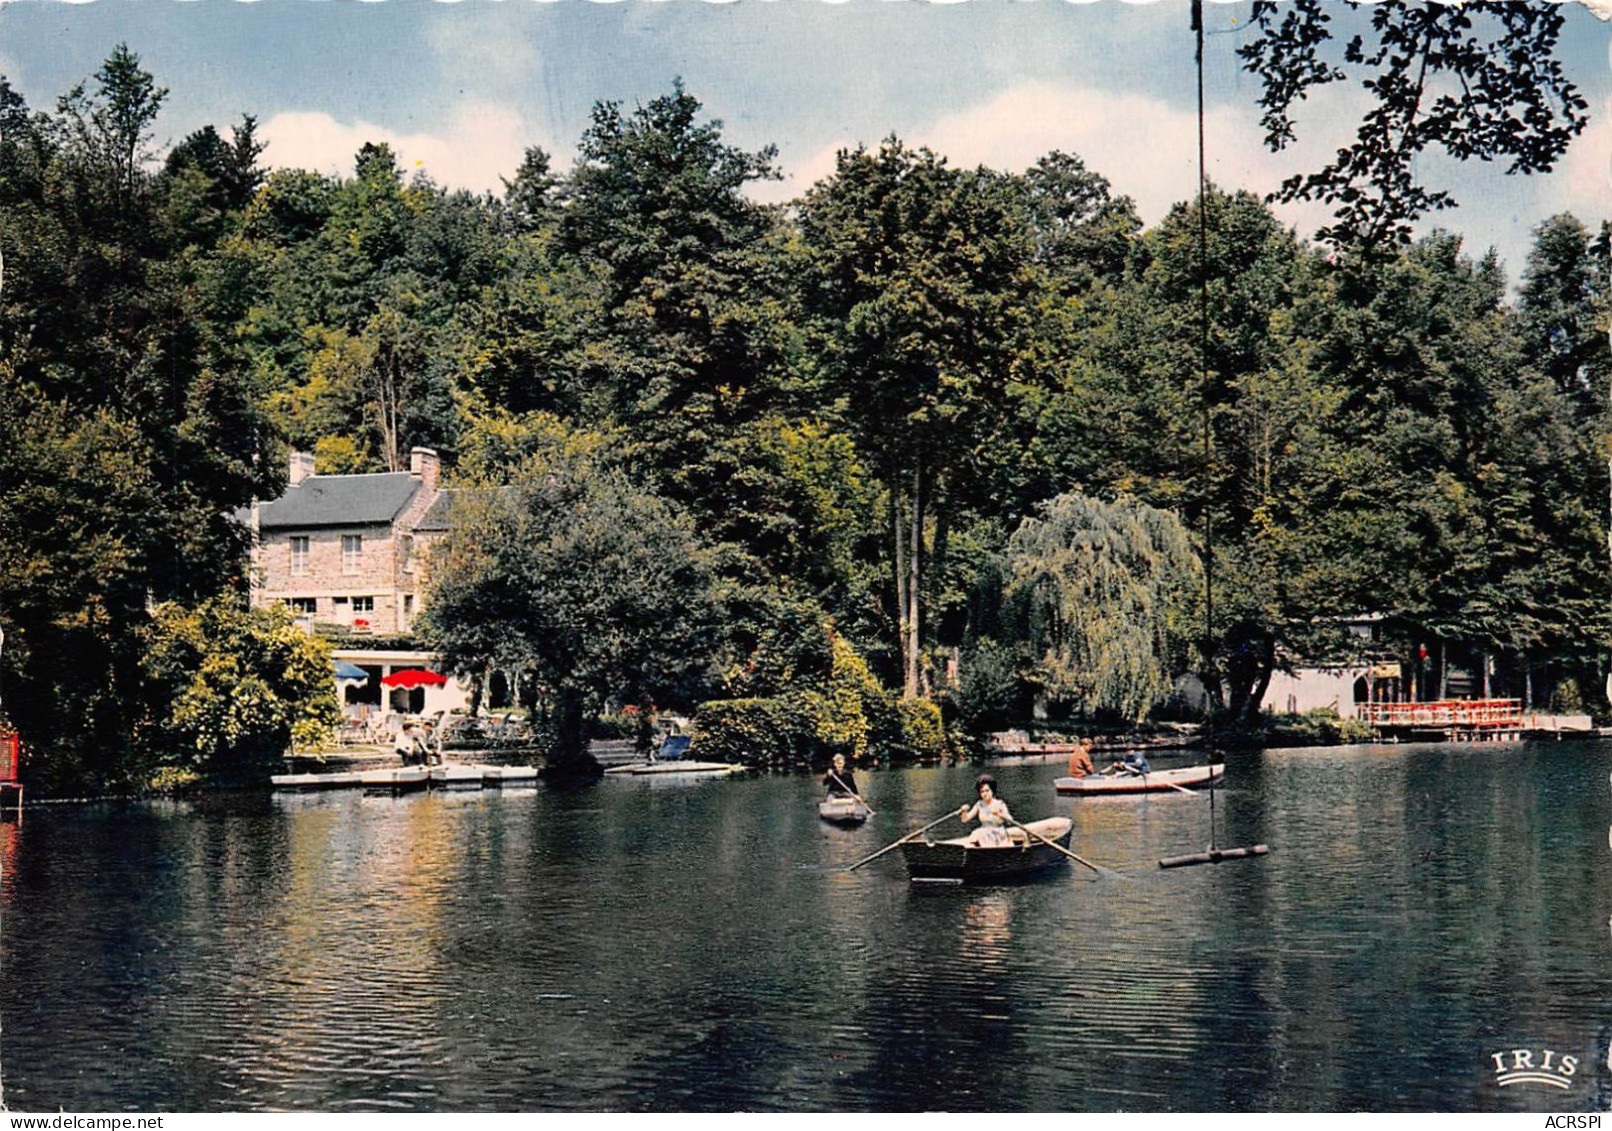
[1359,699,1525,743]
[0,727,22,814]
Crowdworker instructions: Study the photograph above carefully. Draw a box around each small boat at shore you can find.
[819,795,872,825]
[602,734,744,777]
[900,817,1073,882]
[1054,763,1224,795]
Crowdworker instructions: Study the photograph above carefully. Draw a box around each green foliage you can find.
[1240,2,1588,250]
[1263,708,1374,747]
[140,598,339,782]
[419,421,721,769]
[1007,494,1202,723]
[950,639,1025,735]
[885,697,949,763]
[695,631,949,766]
[692,697,815,767]
[3,52,1610,789]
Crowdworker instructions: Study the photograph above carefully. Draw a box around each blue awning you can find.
[334,661,370,681]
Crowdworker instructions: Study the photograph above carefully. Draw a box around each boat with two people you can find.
[1055,750,1224,796]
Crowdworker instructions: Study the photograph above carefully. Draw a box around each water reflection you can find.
[0,743,1607,1111]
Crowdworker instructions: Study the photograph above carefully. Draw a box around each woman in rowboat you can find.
[958,774,1014,847]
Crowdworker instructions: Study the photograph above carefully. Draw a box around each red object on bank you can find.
[380,668,447,689]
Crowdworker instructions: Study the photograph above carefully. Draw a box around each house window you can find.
[342,534,363,574]
[290,536,309,575]
[400,535,414,573]
[286,597,317,615]
[403,594,415,627]
[351,596,374,613]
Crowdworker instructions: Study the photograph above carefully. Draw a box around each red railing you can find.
[0,731,19,783]
[1357,699,1523,729]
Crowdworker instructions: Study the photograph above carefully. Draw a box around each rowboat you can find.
[603,761,744,777]
[818,795,872,825]
[900,817,1073,882]
[601,734,744,777]
[1054,763,1223,795]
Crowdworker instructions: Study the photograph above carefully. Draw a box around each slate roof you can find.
[412,489,457,533]
[258,473,422,530]
[413,486,516,533]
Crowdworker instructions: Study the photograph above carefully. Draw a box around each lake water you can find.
[1,740,1609,1112]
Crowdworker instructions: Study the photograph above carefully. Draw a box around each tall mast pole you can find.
[1193,0,1215,704]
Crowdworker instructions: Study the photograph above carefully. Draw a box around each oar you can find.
[1119,763,1194,795]
[846,810,957,872]
[1006,816,1119,878]
[829,772,877,817]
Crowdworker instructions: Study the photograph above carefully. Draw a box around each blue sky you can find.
[1,0,1608,282]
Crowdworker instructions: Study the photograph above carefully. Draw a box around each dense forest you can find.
[1,44,1609,790]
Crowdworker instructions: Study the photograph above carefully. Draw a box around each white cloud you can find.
[1541,103,1612,221]
[750,137,854,204]
[910,80,1361,228]
[259,103,537,192]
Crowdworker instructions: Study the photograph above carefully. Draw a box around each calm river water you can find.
[1,740,1610,1112]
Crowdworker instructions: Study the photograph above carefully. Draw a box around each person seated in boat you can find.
[1108,749,1151,775]
[958,774,1014,846]
[822,753,860,797]
[1066,737,1095,778]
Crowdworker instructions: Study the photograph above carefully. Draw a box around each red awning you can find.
[380,668,447,689]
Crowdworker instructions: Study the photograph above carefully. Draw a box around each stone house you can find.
[249,448,470,719]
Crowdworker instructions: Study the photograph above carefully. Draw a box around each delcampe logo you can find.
[1488,1048,1579,1090]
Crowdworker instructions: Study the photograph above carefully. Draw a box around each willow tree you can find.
[1006,494,1201,723]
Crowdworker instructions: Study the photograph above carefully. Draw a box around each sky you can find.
[0,0,1609,284]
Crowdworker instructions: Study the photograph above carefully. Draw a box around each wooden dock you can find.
[1360,699,1524,743]
[271,763,540,793]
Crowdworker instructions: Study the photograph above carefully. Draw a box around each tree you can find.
[798,139,1036,697]
[1238,1,1590,250]
[140,598,339,785]
[1517,213,1612,423]
[1005,494,1201,723]
[56,43,168,226]
[419,426,720,774]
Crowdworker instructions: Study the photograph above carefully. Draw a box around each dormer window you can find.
[342,534,363,574]
[290,536,309,575]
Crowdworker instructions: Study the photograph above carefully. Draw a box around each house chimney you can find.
[289,451,316,486]
[410,447,440,492]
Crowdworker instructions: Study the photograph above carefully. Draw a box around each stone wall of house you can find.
[251,449,445,635]
[257,523,420,633]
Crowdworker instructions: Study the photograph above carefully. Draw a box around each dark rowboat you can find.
[1054,763,1223,795]
[900,817,1073,882]
[819,795,872,825]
